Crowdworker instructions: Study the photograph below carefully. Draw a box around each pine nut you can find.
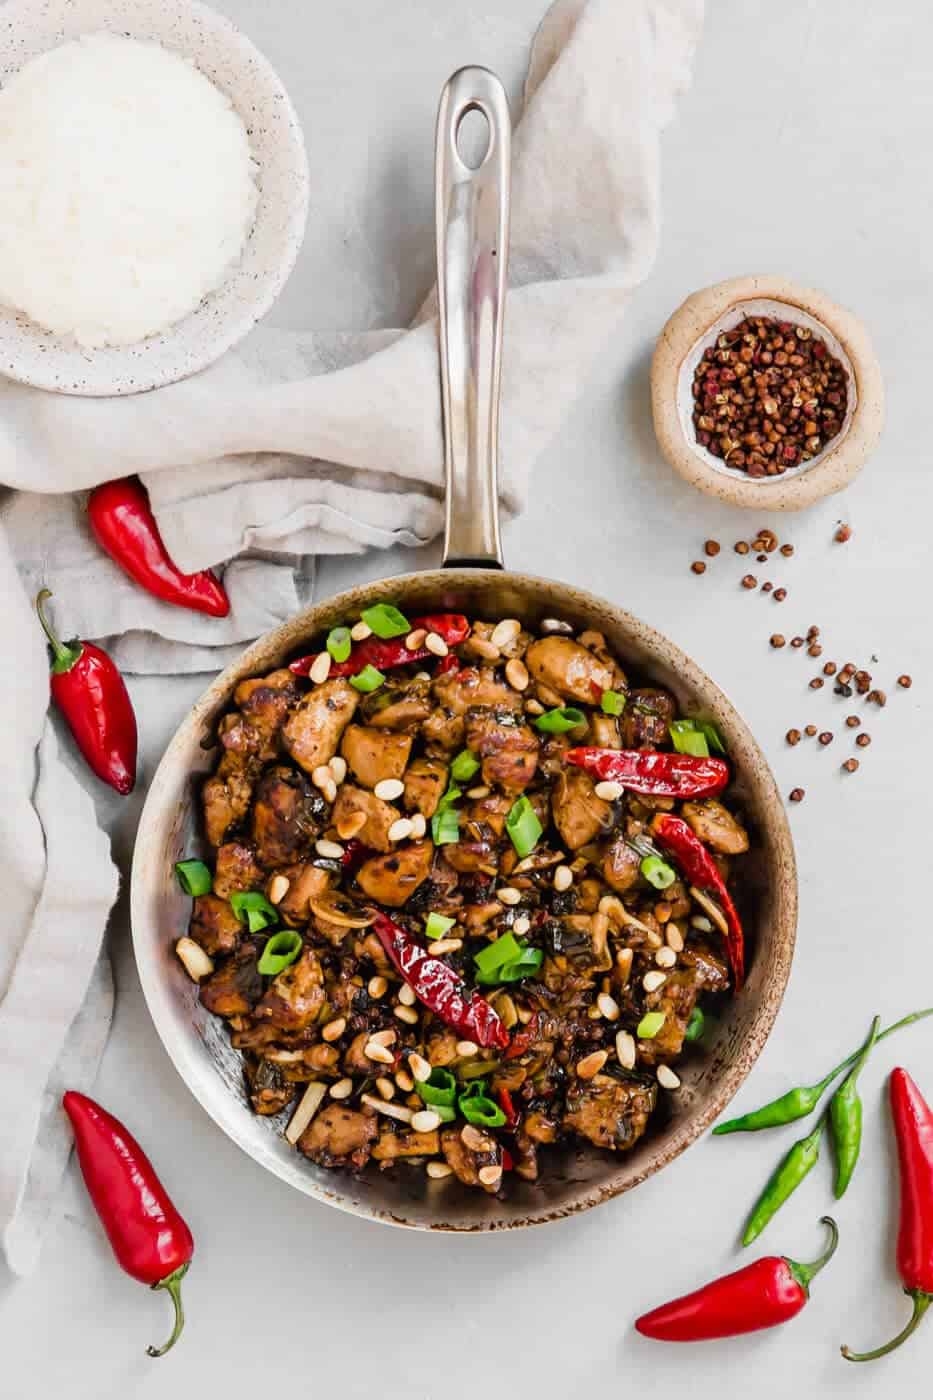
[491,618,521,649]
[425,632,448,656]
[456,1040,478,1058]
[411,1109,442,1133]
[505,658,529,692]
[512,914,531,937]
[554,865,573,892]
[461,1124,492,1152]
[329,1078,353,1100]
[577,1050,609,1079]
[323,778,338,804]
[408,1052,431,1083]
[516,1005,534,1025]
[285,1082,327,1144]
[309,651,332,685]
[467,785,491,799]
[470,638,500,661]
[597,993,620,1021]
[351,620,372,641]
[690,914,713,932]
[315,839,345,860]
[312,764,332,789]
[368,1028,397,1047]
[367,975,388,999]
[321,1016,347,1042]
[405,628,427,650]
[395,1069,414,1093]
[328,754,347,784]
[364,1041,395,1065]
[524,698,544,716]
[594,780,624,801]
[427,938,462,955]
[616,1030,636,1070]
[409,813,427,838]
[388,817,414,842]
[655,947,677,969]
[643,970,667,993]
[375,1076,395,1100]
[374,778,405,801]
[267,874,290,905]
[478,1165,503,1187]
[394,1005,419,1025]
[657,1066,681,1090]
[666,924,685,952]
[587,1004,603,1021]
[615,948,633,987]
[175,937,214,982]
[361,1094,412,1123]
[497,887,521,906]
[398,982,416,1006]
[427,1161,453,1179]
[336,809,367,841]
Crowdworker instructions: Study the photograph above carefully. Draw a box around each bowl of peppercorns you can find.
[651,275,884,510]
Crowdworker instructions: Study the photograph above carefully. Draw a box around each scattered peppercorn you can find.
[786,728,801,745]
[856,733,871,748]
[756,554,768,563]
[898,675,913,689]
[734,541,750,555]
[854,670,871,694]
[773,588,787,602]
[835,524,852,543]
[807,626,820,638]
[741,575,757,589]
[704,540,721,557]
[835,683,854,698]
[819,731,834,746]
[771,635,786,649]
[757,529,778,552]
[780,544,794,557]
[791,637,805,648]
[867,689,886,707]
[809,677,824,689]
[789,788,805,803]
[823,662,837,675]
[842,758,859,773]
[845,715,860,728]
[808,643,823,657]
[761,581,773,593]
[805,725,818,736]
[691,561,707,575]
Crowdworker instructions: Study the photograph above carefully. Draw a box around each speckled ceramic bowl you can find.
[652,275,885,510]
[0,0,308,396]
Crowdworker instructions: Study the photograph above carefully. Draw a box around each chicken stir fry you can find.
[175,605,750,1193]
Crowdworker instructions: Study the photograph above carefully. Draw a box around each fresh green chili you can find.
[416,1066,457,1108]
[830,1014,880,1199]
[742,1116,824,1247]
[458,1082,506,1128]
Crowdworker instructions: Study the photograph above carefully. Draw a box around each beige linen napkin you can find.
[0,0,703,1274]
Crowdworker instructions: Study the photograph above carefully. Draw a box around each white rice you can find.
[0,32,258,347]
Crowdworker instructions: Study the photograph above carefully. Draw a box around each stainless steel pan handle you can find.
[436,66,511,569]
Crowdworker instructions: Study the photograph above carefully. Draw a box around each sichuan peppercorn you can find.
[741,575,757,590]
[691,561,707,575]
[898,675,913,689]
[789,789,805,803]
[856,734,871,748]
[842,758,859,773]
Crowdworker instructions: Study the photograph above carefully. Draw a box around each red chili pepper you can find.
[63,1091,194,1358]
[651,813,745,988]
[289,614,470,677]
[504,1013,541,1060]
[36,589,137,795]
[636,1217,838,1342]
[843,1069,933,1362]
[501,1146,514,1172]
[497,1087,518,1129]
[88,477,229,617]
[564,747,729,799]
[371,911,508,1049]
[341,839,375,874]
[435,652,460,676]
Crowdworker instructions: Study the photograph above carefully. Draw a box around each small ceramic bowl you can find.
[651,275,884,510]
[0,0,308,396]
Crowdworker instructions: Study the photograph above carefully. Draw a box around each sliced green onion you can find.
[416,1066,457,1108]
[640,855,677,890]
[459,1092,506,1128]
[257,930,303,975]
[474,933,543,985]
[229,890,279,934]
[326,626,352,663]
[669,720,710,757]
[600,690,626,716]
[474,933,523,978]
[699,720,726,755]
[431,783,462,845]
[174,859,212,897]
[480,949,544,985]
[533,706,586,735]
[685,1007,706,1043]
[360,603,410,638]
[350,664,386,693]
[505,795,542,859]
[425,912,456,941]
[637,1011,667,1040]
[450,749,481,782]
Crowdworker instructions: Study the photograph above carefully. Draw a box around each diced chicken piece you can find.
[298,1105,378,1168]
[212,841,264,900]
[440,1126,502,1193]
[510,1133,539,1181]
[524,637,615,705]
[251,765,323,868]
[562,1079,657,1151]
[275,863,332,927]
[351,930,394,973]
[222,669,301,762]
[426,1031,460,1066]
[421,710,466,753]
[343,1031,379,1076]
[371,1130,441,1161]
[589,714,622,749]
[523,1110,559,1144]
[681,944,730,994]
[340,725,413,789]
[537,732,574,779]
[402,757,449,818]
[189,893,242,956]
[463,791,513,837]
[620,688,677,750]
[201,757,254,848]
[244,1057,294,1116]
[362,680,433,731]
[465,709,539,795]
[432,667,522,717]
[254,947,325,1031]
[550,913,612,973]
[199,942,263,1018]
[355,840,434,907]
[681,799,749,855]
[331,783,397,853]
[282,679,359,775]
[551,768,612,851]
[639,969,700,1064]
[601,836,641,893]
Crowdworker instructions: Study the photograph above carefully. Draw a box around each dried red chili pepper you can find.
[843,1069,933,1362]
[88,477,229,617]
[371,911,508,1049]
[564,747,729,799]
[503,1012,540,1060]
[636,1217,838,1342]
[651,813,745,988]
[36,588,137,795]
[289,613,470,677]
[63,1091,194,1357]
[497,1087,518,1129]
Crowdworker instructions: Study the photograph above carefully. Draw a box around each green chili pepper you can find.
[416,1067,457,1108]
[458,1089,506,1128]
[830,1014,880,1199]
[742,1117,824,1247]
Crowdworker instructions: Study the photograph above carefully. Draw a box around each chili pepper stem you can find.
[146,1264,188,1358]
[842,1289,931,1363]
[35,588,82,672]
[787,1216,839,1292]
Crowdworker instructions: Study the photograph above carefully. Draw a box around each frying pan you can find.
[131,67,797,1230]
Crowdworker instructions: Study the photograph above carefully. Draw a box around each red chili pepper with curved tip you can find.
[371,911,508,1049]
[289,614,470,677]
[564,747,729,799]
[497,1087,518,1128]
[843,1069,933,1362]
[504,1012,541,1060]
[36,589,137,795]
[63,1091,194,1358]
[651,813,745,988]
[88,477,229,617]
